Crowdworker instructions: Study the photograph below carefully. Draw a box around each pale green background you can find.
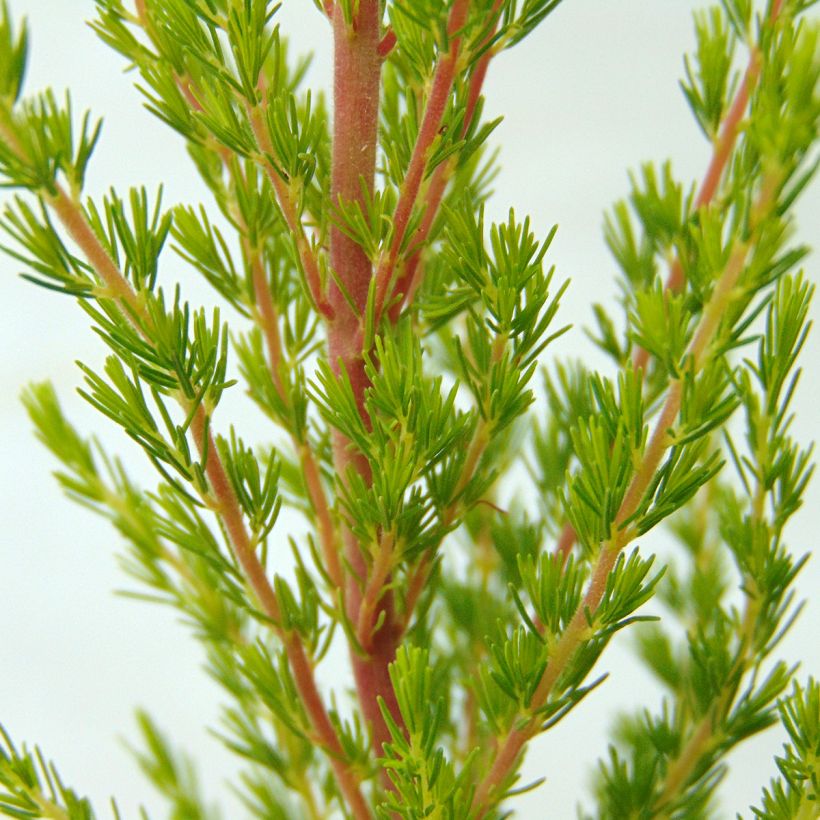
[1,1,818,818]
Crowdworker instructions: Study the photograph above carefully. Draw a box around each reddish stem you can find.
[378,28,397,58]
[473,174,772,816]
[389,0,503,321]
[559,5,783,561]
[250,110,334,318]
[631,2,782,371]
[371,0,472,327]
[249,248,343,588]
[329,0,403,756]
[45,184,371,818]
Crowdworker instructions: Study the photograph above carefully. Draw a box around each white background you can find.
[1,1,818,818]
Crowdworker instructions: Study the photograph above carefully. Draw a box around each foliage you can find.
[0,0,817,818]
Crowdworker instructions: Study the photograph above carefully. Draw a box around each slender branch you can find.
[134,3,340,579]
[299,443,343,587]
[378,28,397,58]
[134,31,342,590]
[190,411,283,621]
[131,6,344,572]
[282,631,374,819]
[655,716,717,815]
[398,553,433,634]
[46,188,143,314]
[371,0,472,327]
[389,0,503,321]
[633,0,783,363]
[472,176,776,816]
[652,340,781,813]
[558,3,785,562]
[357,530,396,651]
[248,243,344,588]
[249,109,334,318]
[42,184,371,820]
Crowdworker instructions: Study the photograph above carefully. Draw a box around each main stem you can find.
[329,1,402,755]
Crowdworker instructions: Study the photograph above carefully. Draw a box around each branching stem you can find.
[328,0,401,759]
[558,1,785,561]
[41,184,371,820]
[472,175,776,816]
[371,0,473,328]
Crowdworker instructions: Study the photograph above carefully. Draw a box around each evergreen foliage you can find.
[0,0,817,817]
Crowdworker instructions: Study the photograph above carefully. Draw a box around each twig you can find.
[132,0,342,588]
[357,530,397,651]
[633,0,783,363]
[247,243,343,588]
[249,108,334,318]
[389,0,504,321]
[378,28,397,58]
[371,0,473,328]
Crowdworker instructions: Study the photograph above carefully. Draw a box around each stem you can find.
[398,422,489,635]
[633,0,784,369]
[653,368,781,813]
[283,631,374,819]
[250,109,334,317]
[389,0,503,321]
[372,0,472,327]
[43,185,371,819]
[560,3,786,561]
[655,715,717,814]
[471,546,619,813]
[378,28,397,58]
[249,242,343,588]
[300,443,343,588]
[329,0,402,757]
[357,531,396,651]
[472,176,775,816]
[46,188,143,314]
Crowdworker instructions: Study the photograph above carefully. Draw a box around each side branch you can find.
[634,0,783,357]
[249,110,334,318]
[389,0,504,320]
[558,2,785,561]
[43,185,371,820]
[371,0,472,327]
[472,178,774,816]
[248,249,343,588]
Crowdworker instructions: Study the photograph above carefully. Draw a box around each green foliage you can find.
[748,677,820,819]
[0,725,97,820]
[131,713,216,820]
[0,0,817,818]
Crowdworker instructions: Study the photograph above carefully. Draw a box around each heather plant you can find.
[0,1,818,818]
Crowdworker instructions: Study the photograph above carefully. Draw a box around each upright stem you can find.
[328,0,402,755]
[472,173,776,816]
[557,2,785,562]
